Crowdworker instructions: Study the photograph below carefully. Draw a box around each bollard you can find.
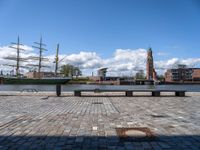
[56,84,61,96]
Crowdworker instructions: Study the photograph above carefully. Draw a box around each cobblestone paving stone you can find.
[0,94,199,149]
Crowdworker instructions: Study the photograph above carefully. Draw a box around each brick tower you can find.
[146,47,154,80]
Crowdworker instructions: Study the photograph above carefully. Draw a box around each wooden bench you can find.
[74,89,132,96]
[74,89,186,97]
[55,85,186,97]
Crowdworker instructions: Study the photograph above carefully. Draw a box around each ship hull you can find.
[1,78,71,84]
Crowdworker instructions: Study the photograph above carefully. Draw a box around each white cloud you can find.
[0,45,38,74]
[0,45,200,76]
[155,58,200,71]
[104,49,147,76]
[114,49,146,61]
[62,51,102,69]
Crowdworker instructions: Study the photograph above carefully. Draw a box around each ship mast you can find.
[32,37,48,74]
[26,37,49,78]
[4,36,28,77]
[54,45,68,76]
[55,44,59,76]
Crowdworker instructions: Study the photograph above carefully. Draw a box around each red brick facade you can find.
[192,69,200,81]
[146,48,157,80]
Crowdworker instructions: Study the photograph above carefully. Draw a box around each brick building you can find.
[146,48,157,80]
[192,69,200,81]
[165,64,200,82]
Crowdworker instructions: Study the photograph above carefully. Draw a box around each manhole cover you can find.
[125,130,146,137]
[116,127,156,141]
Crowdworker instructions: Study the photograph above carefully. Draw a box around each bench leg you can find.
[56,84,61,97]
[175,91,185,97]
[74,91,81,96]
[152,91,160,96]
[126,91,133,97]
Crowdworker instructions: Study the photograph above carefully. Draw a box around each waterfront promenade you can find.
[0,92,199,149]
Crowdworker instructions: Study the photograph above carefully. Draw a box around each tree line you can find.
[60,64,82,78]
[60,64,164,80]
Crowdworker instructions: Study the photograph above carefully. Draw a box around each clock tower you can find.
[146,47,154,80]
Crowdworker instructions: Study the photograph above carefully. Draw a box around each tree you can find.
[157,74,165,81]
[60,64,82,78]
[73,67,82,78]
[135,70,145,79]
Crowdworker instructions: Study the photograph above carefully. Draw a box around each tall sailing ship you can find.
[0,37,71,84]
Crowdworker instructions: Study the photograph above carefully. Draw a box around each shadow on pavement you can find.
[0,135,199,149]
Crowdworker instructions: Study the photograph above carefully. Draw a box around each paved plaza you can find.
[0,93,200,149]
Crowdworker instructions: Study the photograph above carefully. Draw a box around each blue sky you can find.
[0,0,200,75]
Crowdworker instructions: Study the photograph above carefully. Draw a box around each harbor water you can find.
[1,84,200,92]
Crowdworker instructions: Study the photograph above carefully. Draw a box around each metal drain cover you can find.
[125,130,146,137]
[116,127,155,141]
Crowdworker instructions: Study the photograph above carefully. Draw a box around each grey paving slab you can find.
[0,94,199,149]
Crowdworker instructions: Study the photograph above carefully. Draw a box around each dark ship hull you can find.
[1,77,71,85]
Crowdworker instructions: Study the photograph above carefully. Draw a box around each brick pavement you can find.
[0,94,199,149]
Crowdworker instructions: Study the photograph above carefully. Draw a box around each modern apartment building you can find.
[165,64,200,82]
[97,68,108,80]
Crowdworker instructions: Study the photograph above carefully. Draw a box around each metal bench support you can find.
[74,91,81,96]
[152,91,160,96]
[125,91,133,97]
[175,91,185,97]
[56,84,61,97]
